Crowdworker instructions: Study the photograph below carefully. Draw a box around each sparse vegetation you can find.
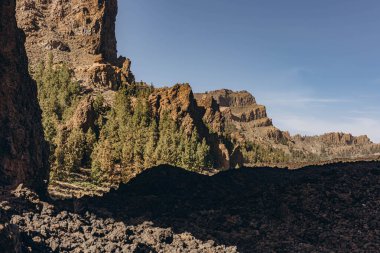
[241,141,290,164]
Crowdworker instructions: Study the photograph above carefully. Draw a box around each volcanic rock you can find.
[0,0,49,193]
[16,0,134,88]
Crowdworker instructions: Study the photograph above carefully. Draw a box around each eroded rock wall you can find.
[150,84,242,169]
[196,89,379,164]
[0,0,49,192]
[16,0,134,88]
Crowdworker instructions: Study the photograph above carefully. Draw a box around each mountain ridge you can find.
[12,0,380,188]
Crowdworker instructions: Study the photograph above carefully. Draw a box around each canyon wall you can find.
[16,0,134,89]
[0,0,49,192]
[196,89,380,164]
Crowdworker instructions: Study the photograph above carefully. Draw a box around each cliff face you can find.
[195,89,257,107]
[0,0,49,192]
[317,133,371,146]
[16,0,134,88]
[196,89,380,165]
[195,89,273,126]
[150,85,242,169]
[195,89,289,145]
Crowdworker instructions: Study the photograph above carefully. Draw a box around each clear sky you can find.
[116,0,380,142]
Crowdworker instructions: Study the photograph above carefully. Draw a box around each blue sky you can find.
[116,0,380,142]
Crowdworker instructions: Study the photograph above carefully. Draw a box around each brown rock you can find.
[69,95,97,132]
[195,89,256,107]
[16,0,134,88]
[0,0,49,192]
[196,88,379,165]
[149,84,238,169]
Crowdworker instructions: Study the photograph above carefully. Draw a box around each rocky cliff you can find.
[13,0,378,180]
[150,85,242,169]
[300,132,372,146]
[195,89,290,145]
[16,0,134,89]
[196,89,380,165]
[0,0,49,193]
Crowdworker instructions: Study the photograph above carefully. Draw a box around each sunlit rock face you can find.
[0,0,49,192]
[150,84,243,169]
[16,0,134,88]
[195,89,380,164]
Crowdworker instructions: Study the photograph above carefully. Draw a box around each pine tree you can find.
[195,138,210,169]
[144,119,158,168]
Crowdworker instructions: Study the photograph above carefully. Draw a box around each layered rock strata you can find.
[16,0,134,88]
[196,89,380,164]
[151,84,243,169]
[195,89,289,144]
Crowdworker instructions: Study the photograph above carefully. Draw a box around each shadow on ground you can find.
[61,161,380,252]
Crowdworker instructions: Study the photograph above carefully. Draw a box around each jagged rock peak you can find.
[195,89,272,126]
[0,0,49,193]
[294,132,373,146]
[195,89,257,107]
[16,0,134,88]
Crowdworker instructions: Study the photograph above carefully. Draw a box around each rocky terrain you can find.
[13,0,379,181]
[1,185,237,252]
[2,161,380,252]
[2,1,380,252]
[0,0,49,193]
[196,89,380,165]
[149,85,242,170]
[14,0,244,185]
[16,0,134,88]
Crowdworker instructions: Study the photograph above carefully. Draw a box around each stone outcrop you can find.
[195,89,289,146]
[85,162,380,252]
[16,0,134,88]
[196,89,380,165]
[195,89,273,127]
[195,89,256,107]
[2,184,237,252]
[150,84,243,169]
[318,132,371,146]
[0,0,49,193]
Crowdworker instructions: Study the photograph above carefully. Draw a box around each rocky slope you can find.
[195,89,290,144]
[2,160,380,252]
[195,89,380,165]
[3,161,379,252]
[2,1,380,252]
[0,2,236,252]
[14,0,242,185]
[15,0,378,178]
[16,0,134,89]
[150,85,243,170]
[0,0,49,193]
[1,185,236,252]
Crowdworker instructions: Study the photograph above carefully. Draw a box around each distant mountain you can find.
[195,89,380,166]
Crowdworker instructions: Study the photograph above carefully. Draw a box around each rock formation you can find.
[0,0,49,193]
[16,0,134,88]
[13,0,378,175]
[195,89,290,145]
[308,132,372,146]
[196,89,380,165]
[150,85,243,169]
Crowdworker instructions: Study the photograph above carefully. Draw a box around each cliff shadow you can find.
[57,161,380,252]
